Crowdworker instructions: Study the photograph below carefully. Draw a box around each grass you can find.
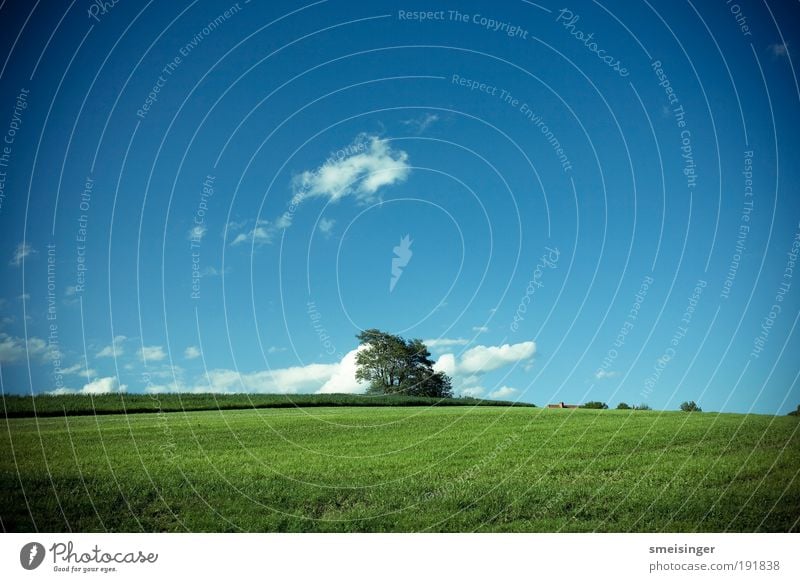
[0,393,534,418]
[1,404,798,532]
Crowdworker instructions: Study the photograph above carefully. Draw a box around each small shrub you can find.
[633,403,652,411]
[680,400,702,412]
[582,401,608,409]
[616,402,631,410]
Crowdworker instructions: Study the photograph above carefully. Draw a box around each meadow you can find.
[1,403,798,532]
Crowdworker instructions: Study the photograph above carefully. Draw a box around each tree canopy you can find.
[680,400,702,412]
[355,329,453,398]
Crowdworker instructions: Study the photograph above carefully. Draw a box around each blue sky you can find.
[1,0,799,414]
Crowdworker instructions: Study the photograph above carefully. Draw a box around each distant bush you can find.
[616,402,631,410]
[1,393,536,418]
[680,400,702,412]
[788,405,799,417]
[634,403,652,411]
[582,401,608,409]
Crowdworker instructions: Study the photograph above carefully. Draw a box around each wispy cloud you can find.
[768,42,788,57]
[229,219,277,247]
[184,346,201,360]
[440,341,536,375]
[461,386,485,398]
[96,335,126,358]
[188,224,207,242]
[9,242,35,266]
[229,135,410,248]
[318,217,336,236]
[138,345,167,362]
[0,333,47,364]
[51,376,127,395]
[293,134,410,206]
[594,370,619,380]
[57,363,97,377]
[402,112,440,134]
[433,340,536,397]
[489,386,518,399]
[472,326,489,334]
[424,337,469,350]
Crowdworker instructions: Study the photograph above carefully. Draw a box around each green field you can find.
[1,404,798,532]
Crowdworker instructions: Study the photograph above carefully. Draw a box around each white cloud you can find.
[188,224,207,242]
[50,376,127,395]
[55,338,535,397]
[432,341,536,397]
[57,363,97,376]
[180,347,369,395]
[402,112,439,134]
[424,338,469,350]
[230,219,276,247]
[594,370,619,380]
[42,346,63,363]
[769,42,788,57]
[201,266,221,277]
[454,374,486,398]
[139,345,167,362]
[199,361,338,394]
[80,376,127,394]
[318,217,336,236]
[454,341,536,375]
[472,326,489,334]
[147,365,184,381]
[226,219,248,232]
[10,242,35,266]
[461,386,485,398]
[0,333,47,364]
[316,347,369,394]
[434,352,457,376]
[96,335,126,358]
[489,386,518,399]
[184,346,201,360]
[267,346,287,354]
[229,135,409,249]
[293,134,410,205]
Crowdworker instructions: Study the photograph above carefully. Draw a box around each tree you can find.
[787,404,799,417]
[355,329,453,398]
[581,401,608,409]
[680,400,702,412]
[634,403,652,411]
[616,402,631,410]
